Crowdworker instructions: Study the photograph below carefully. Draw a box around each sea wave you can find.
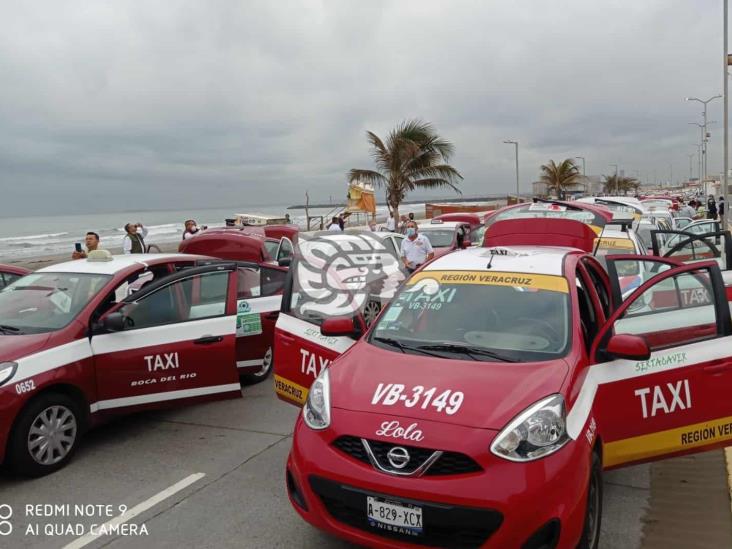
[0,232,69,242]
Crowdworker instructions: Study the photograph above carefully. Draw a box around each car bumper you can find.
[286,409,592,548]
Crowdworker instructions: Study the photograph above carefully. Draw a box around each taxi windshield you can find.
[0,272,111,334]
[486,202,605,231]
[418,228,455,247]
[370,270,570,362]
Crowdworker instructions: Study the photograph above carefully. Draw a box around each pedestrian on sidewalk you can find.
[707,195,718,220]
[719,196,726,226]
[123,222,148,254]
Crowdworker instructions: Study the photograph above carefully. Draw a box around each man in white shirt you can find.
[386,212,396,232]
[400,221,434,272]
[328,216,343,232]
[122,222,149,254]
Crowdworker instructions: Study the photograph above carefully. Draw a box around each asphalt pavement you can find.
[0,379,676,549]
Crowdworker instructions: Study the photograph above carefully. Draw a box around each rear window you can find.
[486,202,606,233]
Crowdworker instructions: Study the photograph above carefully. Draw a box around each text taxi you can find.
[0,253,270,476]
[281,235,732,548]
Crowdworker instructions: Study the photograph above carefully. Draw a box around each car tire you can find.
[7,392,83,477]
[240,346,274,385]
[577,449,603,549]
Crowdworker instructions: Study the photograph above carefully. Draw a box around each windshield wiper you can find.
[371,336,448,358]
[0,324,23,335]
[416,342,517,362]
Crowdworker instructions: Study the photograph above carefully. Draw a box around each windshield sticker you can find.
[371,383,465,415]
[396,280,458,311]
[408,270,569,293]
[236,300,263,336]
[381,305,403,322]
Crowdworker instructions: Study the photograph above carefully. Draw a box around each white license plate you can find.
[367,496,423,535]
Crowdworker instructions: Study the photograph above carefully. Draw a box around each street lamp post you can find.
[686,95,722,180]
[610,163,619,193]
[503,140,519,198]
[688,153,695,182]
[575,156,586,175]
[725,0,730,225]
[689,122,705,182]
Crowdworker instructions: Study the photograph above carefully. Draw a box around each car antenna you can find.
[592,224,606,257]
[486,250,495,269]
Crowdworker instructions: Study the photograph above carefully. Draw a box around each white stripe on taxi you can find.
[276,313,356,354]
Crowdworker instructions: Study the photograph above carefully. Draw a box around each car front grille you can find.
[333,435,482,476]
[310,475,502,548]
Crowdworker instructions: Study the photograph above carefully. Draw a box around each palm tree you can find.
[603,175,639,195]
[539,159,581,198]
[348,120,462,221]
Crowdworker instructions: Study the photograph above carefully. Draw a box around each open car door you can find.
[273,232,404,406]
[569,257,732,469]
[91,264,241,414]
[651,229,732,301]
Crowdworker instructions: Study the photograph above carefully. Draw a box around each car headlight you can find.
[490,394,569,462]
[0,362,18,386]
[303,368,331,430]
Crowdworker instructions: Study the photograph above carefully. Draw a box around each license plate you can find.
[366,496,423,536]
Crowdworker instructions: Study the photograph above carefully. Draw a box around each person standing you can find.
[707,195,718,220]
[123,222,148,254]
[182,219,206,240]
[386,211,396,232]
[71,232,101,259]
[327,216,342,232]
[719,196,726,227]
[400,221,434,273]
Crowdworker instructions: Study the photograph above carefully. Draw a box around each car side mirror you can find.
[606,334,650,361]
[101,312,126,333]
[321,317,358,338]
[278,257,292,267]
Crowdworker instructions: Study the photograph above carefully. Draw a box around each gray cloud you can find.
[0,0,725,216]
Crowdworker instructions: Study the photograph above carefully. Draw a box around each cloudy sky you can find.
[0,0,726,216]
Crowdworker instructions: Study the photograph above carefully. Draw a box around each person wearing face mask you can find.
[400,221,434,273]
[182,219,207,240]
[122,222,148,254]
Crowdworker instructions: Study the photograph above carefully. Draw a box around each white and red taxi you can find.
[279,218,732,548]
[0,253,284,476]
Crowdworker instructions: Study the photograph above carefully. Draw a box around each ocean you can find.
[0,203,427,262]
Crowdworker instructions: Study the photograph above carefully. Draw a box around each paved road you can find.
[0,380,650,549]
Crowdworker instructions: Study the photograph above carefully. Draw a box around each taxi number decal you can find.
[371,383,464,415]
[15,379,35,395]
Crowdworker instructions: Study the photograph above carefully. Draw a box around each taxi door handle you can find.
[703,360,731,374]
[194,335,224,345]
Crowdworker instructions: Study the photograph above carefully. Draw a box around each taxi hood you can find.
[0,333,52,362]
[484,218,598,252]
[329,341,569,429]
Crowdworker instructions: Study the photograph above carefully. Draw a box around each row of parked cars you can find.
[0,199,729,548]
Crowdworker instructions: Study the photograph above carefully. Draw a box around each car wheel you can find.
[241,347,273,385]
[363,300,382,327]
[8,393,82,477]
[577,450,603,549]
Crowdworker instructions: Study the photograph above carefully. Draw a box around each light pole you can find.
[609,163,619,194]
[725,0,730,225]
[689,122,705,181]
[503,140,519,198]
[575,156,586,175]
[688,153,695,182]
[686,94,722,180]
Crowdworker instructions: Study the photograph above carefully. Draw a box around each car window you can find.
[614,269,718,350]
[418,229,455,247]
[0,272,112,334]
[263,240,278,259]
[261,267,287,296]
[119,271,230,330]
[582,259,611,319]
[277,238,294,261]
[370,269,571,362]
[237,267,261,298]
[575,271,598,352]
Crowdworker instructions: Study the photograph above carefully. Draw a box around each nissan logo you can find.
[386,446,410,469]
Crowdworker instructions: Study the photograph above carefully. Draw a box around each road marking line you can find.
[63,473,206,549]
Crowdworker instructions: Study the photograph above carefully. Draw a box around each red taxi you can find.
[279,219,732,548]
[0,253,286,476]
